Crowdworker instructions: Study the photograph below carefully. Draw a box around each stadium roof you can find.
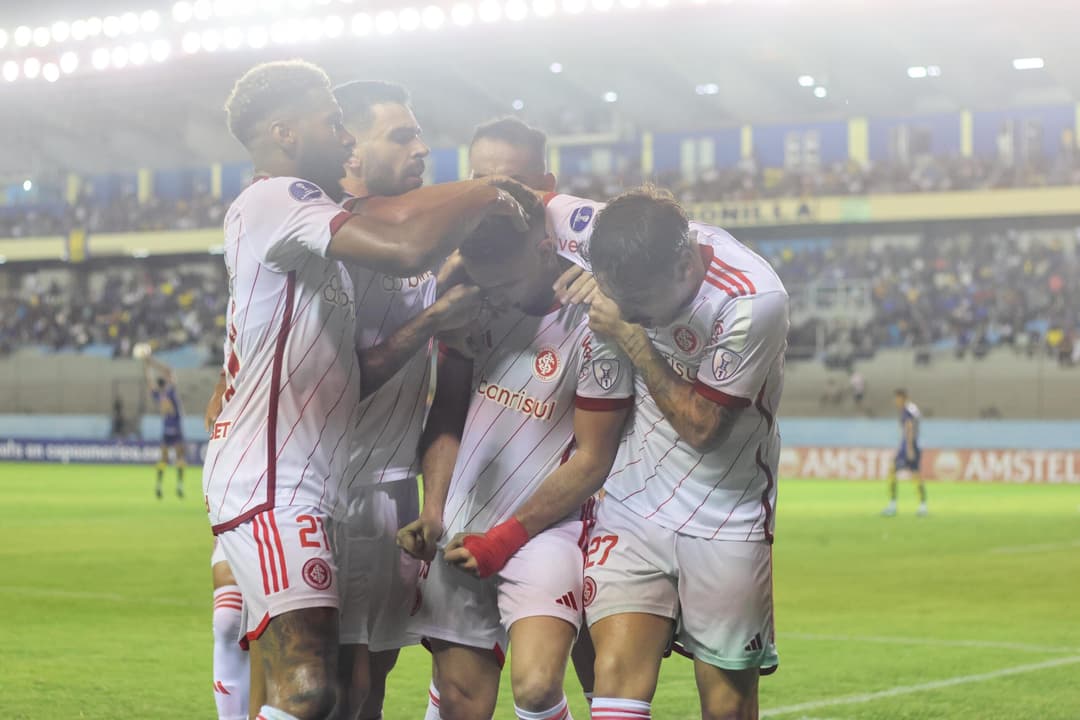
[2,0,1078,177]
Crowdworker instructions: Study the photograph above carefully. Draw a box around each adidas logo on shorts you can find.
[744,633,764,652]
[555,591,578,611]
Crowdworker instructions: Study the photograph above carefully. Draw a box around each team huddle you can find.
[201,59,789,720]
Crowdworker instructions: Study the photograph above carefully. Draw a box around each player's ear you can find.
[540,173,557,193]
[269,119,295,152]
[537,233,557,263]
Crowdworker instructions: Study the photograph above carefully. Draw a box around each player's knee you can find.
[593,649,656,699]
[436,676,496,720]
[269,663,338,720]
[510,667,565,712]
[701,693,757,720]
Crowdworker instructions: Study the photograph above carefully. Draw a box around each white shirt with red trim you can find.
[546,194,789,541]
[345,263,438,487]
[440,265,634,538]
[203,176,361,533]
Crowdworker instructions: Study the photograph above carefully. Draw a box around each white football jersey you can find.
[546,194,789,541]
[203,176,361,533]
[345,263,438,487]
[441,259,634,538]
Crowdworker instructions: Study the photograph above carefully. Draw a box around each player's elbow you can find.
[383,244,430,277]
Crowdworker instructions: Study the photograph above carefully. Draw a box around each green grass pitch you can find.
[1,463,1078,719]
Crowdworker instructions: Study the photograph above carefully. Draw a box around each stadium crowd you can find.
[4,152,1080,238]
[0,264,225,358]
[3,229,1076,366]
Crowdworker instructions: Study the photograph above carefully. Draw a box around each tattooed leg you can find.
[252,607,341,720]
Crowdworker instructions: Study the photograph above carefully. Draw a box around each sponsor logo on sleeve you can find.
[569,206,594,233]
[712,348,743,382]
[289,180,324,202]
[592,358,621,391]
[533,347,561,382]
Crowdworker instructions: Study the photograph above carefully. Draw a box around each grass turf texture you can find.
[1,464,1078,719]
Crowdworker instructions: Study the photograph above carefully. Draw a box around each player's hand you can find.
[397,515,443,562]
[588,291,638,346]
[554,265,599,307]
[485,183,530,232]
[204,387,224,432]
[443,533,481,577]
[430,283,484,333]
[435,251,469,298]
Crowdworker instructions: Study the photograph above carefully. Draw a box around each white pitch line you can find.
[761,655,1080,717]
[0,585,202,607]
[989,539,1080,554]
[785,632,1080,655]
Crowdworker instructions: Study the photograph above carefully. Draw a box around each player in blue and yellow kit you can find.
[143,356,186,499]
[882,388,927,517]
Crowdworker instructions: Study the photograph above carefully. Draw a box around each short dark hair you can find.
[470,117,547,171]
[333,80,411,132]
[225,60,331,147]
[895,388,908,397]
[585,186,691,293]
[460,180,545,262]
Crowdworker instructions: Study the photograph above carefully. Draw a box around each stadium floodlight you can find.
[563,0,587,14]
[2,61,19,82]
[450,3,475,26]
[129,42,149,65]
[182,31,202,53]
[299,16,324,41]
[15,26,33,47]
[151,39,171,61]
[201,28,222,51]
[592,0,615,10]
[103,16,122,38]
[1012,57,1044,70]
[51,21,71,43]
[92,48,111,69]
[478,0,502,22]
[246,26,269,47]
[505,0,529,20]
[270,21,295,43]
[695,82,719,95]
[141,11,162,32]
[351,12,373,35]
[549,61,563,73]
[23,57,41,79]
[927,65,942,77]
[533,0,558,17]
[375,10,398,34]
[86,17,103,36]
[907,65,928,79]
[194,0,214,21]
[512,98,525,110]
[60,51,79,73]
[121,12,140,35]
[322,15,346,37]
[398,8,421,31]
[111,46,130,68]
[71,20,88,40]
[603,90,618,102]
[814,86,827,98]
[224,26,245,47]
[33,27,51,48]
[43,63,60,82]
[173,2,194,22]
[421,5,446,29]
[23,180,32,191]
[797,75,814,87]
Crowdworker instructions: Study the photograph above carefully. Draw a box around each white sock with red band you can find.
[515,695,573,720]
[255,707,300,720]
[212,586,248,720]
[589,698,651,720]
[423,682,442,720]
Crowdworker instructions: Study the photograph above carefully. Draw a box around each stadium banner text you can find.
[0,438,207,465]
[781,446,1080,483]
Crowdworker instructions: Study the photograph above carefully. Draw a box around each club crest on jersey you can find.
[672,325,700,354]
[569,206,594,233]
[533,347,561,382]
[592,358,620,391]
[302,558,333,591]
[712,348,743,382]
[582,576,597,608]
[289,180,323,202]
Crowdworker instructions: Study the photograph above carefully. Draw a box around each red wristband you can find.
[461,517,530,579]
